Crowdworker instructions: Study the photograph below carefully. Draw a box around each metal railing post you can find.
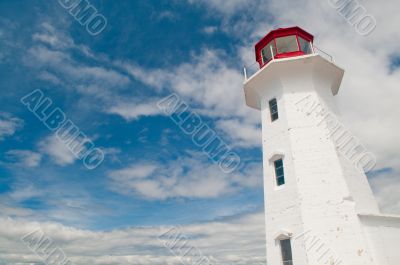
[270,46,275,61]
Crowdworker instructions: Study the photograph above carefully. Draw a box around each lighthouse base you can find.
[358,213,400,265]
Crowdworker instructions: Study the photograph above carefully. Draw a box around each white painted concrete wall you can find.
[261,89,308,265]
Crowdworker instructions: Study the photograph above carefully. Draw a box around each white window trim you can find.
[274,229,293,241]
[268,151,285,163]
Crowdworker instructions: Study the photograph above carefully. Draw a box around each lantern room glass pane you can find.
[298,36,312,54]
[275,35,299,54]
[261,41,276,64]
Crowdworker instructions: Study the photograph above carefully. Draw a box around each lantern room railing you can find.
[243,44,334,81]
[313,45,334,62]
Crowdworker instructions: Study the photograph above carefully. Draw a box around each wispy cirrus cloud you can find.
[187,0,259,16]
[108,154,262,200]
[114,50,261,148]
[25,22,130,100]
[117,50,257,122]
[26,45,130,94]
[5,150,41,167]
[24,22,169,124]
[107,100,165,121]
[0,112,23,141]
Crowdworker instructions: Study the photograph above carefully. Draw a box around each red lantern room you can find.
[255,26,314,68]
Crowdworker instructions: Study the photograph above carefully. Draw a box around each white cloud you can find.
[0,210,266,265]
[26,23,130,101]
[369,169,400,214]
[115,61,169,91]
[110,164,158,180]
[107,100,165,121]
[155,11,178,21]
[108,155,262,200]
[111,51,263,153]
[27,45,130,89]
[38,134,76,166]
[0,112,23,141]
[0,203,33,218]
[31,22,101,59]
[203,26,218,34]
[187,0,258,16]
[172,51,245,118]
[117,50,258,121]
[216,119,261,148]
[37,71,62,85]
[8,185,42,202]
[5,150,41,167]
[102,147,122,163]
[32,22,74,50]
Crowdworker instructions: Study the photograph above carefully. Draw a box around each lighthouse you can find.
[243,26,400,265]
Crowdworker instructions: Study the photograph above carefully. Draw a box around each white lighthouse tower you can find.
[243,26,400,265]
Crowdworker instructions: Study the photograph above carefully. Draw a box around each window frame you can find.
[269,98,279,122]
[261,41,276,65]
[280,238,293,265]
[298,36,312,54]
[274,158,285,187]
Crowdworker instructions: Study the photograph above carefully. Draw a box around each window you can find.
[298,36,312,54]
[275,35,299,54]
[274,158,285,186]
[261,41,276,64]
[269,98,279,122]
[280,239,293,265]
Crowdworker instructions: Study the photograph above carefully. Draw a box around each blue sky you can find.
[0,0,399,264]
[0,0,265,231]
